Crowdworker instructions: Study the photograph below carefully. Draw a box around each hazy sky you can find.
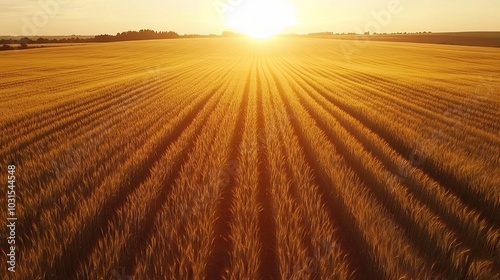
[1,0,499,36]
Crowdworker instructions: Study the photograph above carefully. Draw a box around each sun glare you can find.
[225,0,298,39]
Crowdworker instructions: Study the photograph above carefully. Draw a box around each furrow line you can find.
[294,69,500,261]
[285,51,500,151]
[0,64,206,154]
[279,62,499,278]
[132,55,247,278]
[19,85,216,279]
[263,61,354,280]
[255,58,280,280]
[270,53,439,278]
[0,58,205,144]
[75,85,227,279]
[266,59,375,280]
[205,58,251,279]
[226,58,263,279]
[274,53,500,226]
[6,79,193,209]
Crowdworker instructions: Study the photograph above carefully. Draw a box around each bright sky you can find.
[1,0,499,36]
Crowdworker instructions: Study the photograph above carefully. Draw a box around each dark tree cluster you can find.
[0,29,180,50]
[95,29,180,42]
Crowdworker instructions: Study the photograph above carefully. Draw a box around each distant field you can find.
[1,38,499,279]
[325,32,500,48]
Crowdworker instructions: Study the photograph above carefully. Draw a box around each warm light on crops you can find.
[1,37,499,279]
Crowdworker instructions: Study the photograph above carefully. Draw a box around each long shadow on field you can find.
[49,89,215,279]
[268,63,377,280]
[255,64,281,280]
[296,85,500,269]
[205,72,250,279]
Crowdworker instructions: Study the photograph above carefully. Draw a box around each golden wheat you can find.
[1,37,499,280]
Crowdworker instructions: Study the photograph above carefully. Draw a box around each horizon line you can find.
[2,30,500,38]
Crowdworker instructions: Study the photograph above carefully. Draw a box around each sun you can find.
[225,0,298,39]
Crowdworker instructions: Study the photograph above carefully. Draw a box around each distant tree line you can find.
[0,29,437,51]
[93,29,180,42]
[0,29,180,49]
[305,31,433,36]
[363,31,433,35]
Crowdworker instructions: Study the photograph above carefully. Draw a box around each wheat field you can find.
[1,38,499,279]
